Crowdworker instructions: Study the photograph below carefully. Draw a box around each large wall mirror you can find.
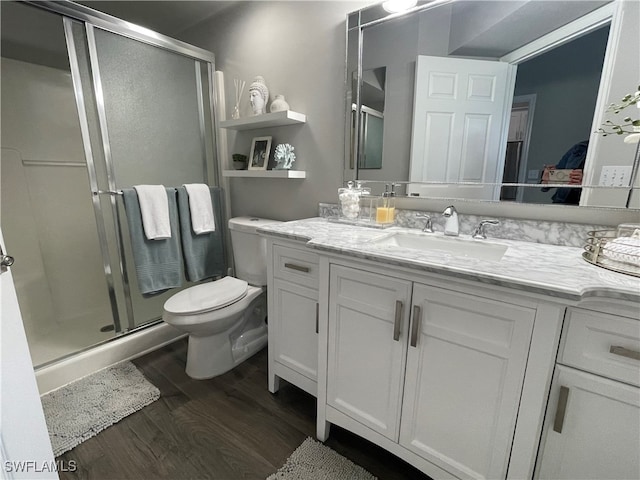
[345,0,640,209]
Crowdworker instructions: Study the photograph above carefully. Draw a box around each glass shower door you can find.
[2,1,219,367]
[79,25,217,329]
[0,3,116,366]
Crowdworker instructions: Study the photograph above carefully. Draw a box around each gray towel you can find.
[122,188,183,296]
[176,186,227,282]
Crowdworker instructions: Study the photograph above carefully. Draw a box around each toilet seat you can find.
[164,276,248,315]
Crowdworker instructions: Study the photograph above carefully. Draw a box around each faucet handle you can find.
[416,213,433,233]
[472,220,500,239]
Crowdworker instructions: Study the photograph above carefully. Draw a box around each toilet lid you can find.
[164,277,248,315]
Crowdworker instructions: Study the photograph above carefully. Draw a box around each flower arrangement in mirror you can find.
[274,143,296,170]
[596,86,640,144]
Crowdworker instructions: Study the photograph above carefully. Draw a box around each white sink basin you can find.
[369,232,508,261]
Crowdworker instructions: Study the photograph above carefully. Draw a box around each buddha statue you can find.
[248,76,269,115]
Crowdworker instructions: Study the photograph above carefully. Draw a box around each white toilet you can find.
[162,217,280,379]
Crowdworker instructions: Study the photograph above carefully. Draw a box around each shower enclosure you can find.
[1,1,220,368]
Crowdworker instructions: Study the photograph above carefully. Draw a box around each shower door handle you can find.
[0,244,14,273]
[1,255,14,267]
[0,248,15,273]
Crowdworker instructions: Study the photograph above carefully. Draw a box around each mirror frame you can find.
[344,0,640,209]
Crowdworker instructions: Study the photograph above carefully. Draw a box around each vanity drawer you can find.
[560,308,640,387]
[273,245,319,289]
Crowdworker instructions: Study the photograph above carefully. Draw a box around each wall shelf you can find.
[222,170,306,179]
[219,110,306,130]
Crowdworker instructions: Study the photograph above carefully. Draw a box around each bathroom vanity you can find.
[260,218,640,480]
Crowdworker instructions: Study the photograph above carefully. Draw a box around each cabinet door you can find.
[537,365,640,480]
[272,277,318,381]
[327,265,412,441]
[400,283,535,479]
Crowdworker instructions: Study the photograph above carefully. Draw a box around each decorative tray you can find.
[583,229,640,278]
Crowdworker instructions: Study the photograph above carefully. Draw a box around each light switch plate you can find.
[527,169,540,180]
[599,166,633,187]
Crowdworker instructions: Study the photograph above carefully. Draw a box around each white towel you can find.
[602,236,640,267]
[133,185,171,240]
[183,184,216,234]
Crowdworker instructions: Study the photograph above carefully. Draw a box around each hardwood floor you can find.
[57,339,432,480]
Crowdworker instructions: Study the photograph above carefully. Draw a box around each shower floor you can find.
[28,315,114,367]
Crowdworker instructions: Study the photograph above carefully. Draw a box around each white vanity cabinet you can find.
[267,239,319,396]
[536,306,640,480]
[260,219,640,480]
[326,264,537,479]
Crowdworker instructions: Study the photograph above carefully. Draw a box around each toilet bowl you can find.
[162,217,280,379]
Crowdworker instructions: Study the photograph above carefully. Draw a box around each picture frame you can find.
[248,136,272,170]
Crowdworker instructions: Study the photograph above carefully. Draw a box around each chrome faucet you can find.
[416,213,433,233]
[472,220,500,239]
[442,205,459,236]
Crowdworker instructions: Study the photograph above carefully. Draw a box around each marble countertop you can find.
[258,218,640,303]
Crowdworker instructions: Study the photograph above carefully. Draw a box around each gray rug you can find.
[41,361,160,456]
[267,437,377,480]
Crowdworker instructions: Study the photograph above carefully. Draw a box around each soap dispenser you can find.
[357,181,374,223]
[376,184,396,224]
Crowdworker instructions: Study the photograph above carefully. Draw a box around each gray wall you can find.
[178,1,369,221]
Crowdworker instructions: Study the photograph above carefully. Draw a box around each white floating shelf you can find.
[219,110,306,130]
[222,170,306,179]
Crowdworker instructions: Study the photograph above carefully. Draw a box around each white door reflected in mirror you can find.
[408,55,513,200]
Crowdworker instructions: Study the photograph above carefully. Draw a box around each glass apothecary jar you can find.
[338,181,370,221]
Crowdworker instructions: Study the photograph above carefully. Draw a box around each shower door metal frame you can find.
[26,0,220,333]
[83,23,137,331]
[25,1,216,63]
[63,17,124,333]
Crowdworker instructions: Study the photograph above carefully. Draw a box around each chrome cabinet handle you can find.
[284,263,309,273]
[610,345,640,361]
[410,305,421,347]
[393,300,403,341]
[553,386,570,433]
[1,254,14,267]
[315,303,319,334]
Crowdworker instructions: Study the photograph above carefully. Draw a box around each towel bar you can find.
[93,190,123,196]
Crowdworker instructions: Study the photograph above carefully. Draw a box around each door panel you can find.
[327,266,411,440]
[537,366,640,480]
[400,283,535,479]
[272,278,318,380]
[0,229,57,479]
[408,55,514,200]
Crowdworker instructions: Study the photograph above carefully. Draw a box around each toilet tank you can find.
[228,217,281,286]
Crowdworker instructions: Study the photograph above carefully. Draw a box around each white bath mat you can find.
[267,437,377,480]
[41,361,160,457]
